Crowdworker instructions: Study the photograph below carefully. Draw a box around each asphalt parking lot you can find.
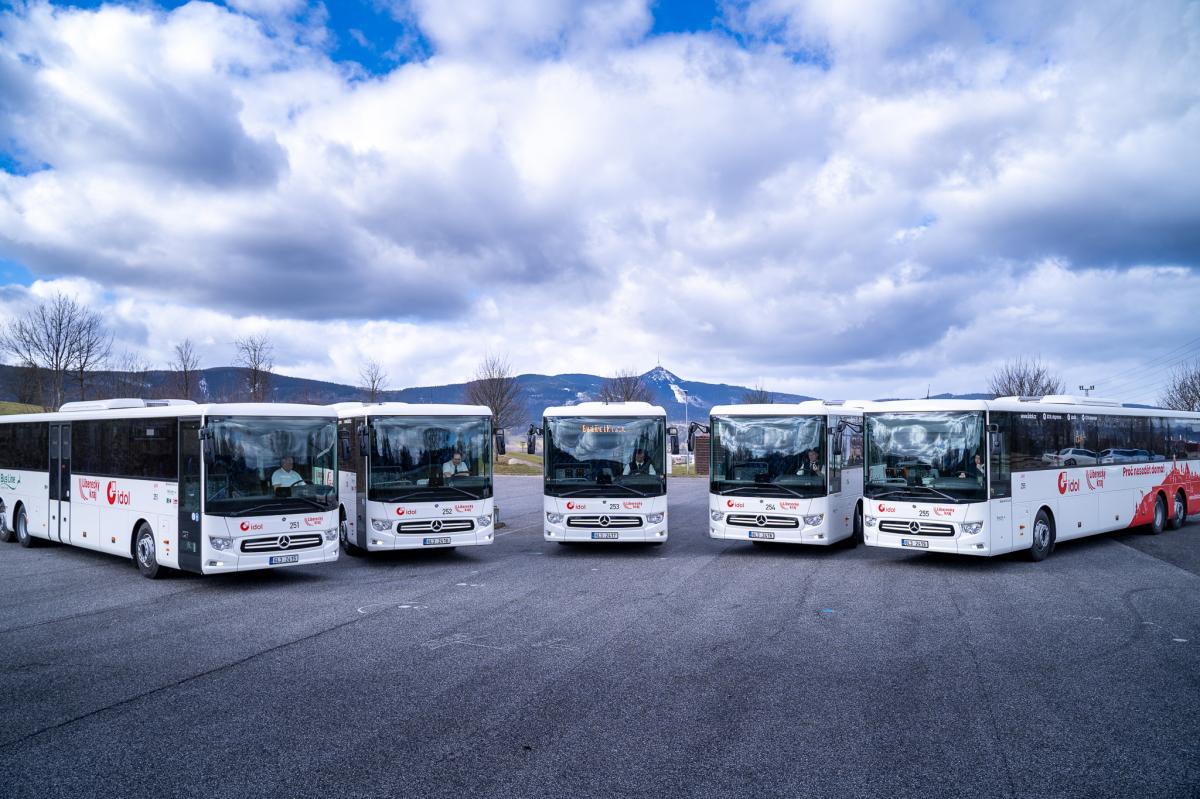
[1,475,1198,798]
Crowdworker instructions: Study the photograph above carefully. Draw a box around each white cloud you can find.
[0,0,1196,404]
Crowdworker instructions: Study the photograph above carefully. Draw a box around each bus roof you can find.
[867,396,1200,419]
[330,402,492,419]
[543,401,667,419]
[0,401,338,424]
[710,400,871,417]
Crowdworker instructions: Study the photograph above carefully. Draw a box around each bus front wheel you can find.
[135,523,162,579]
[1169,491,1187,531]
[1028,510,1055,562]
[1149,494,1167,535]
[340,519,366,557]
[0,509,14,543]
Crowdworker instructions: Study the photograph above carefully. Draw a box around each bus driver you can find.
[443,452,471,478]
[271,456,305,488]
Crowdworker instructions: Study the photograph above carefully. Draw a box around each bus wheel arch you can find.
[1028,506,1056,561]
[851,500,864,545]
[339,505,365,557]
[1168,489,1187,531]
[129,519,151,560]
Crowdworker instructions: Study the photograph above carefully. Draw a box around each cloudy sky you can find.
[0,0,1197,404]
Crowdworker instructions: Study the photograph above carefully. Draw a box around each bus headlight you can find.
[209,536,233,552]
[546,512,563,524]
[803,514,824,526]
[370,518,392,532]
[961,521,984,536]
[710,510,723,522]
[646,512,664,524]
[477,514,493,528]
[323,527,338,541]
[864,515,877,527]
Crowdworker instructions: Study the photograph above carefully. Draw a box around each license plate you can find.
[269,554,299,565]
[900,539,929,549]
[592,531,619,540]
[748,530,775,540]
[423,537,452,546]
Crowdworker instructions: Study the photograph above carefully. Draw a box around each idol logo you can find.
[1085,469,1106,490]
[239,521,264,532]
[566,502,574,510]
[395,507,416,516]
[726,499,745,509]
[877,503,896,513]
[106,481,130,506]
[1057,472,1080,495]
[567,502,587,510]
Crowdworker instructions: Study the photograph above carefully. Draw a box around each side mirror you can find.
[495,429,507,456]
[669,433,680,456]
[357,424,368,453]
[833,435,843,457]
[990,432,1003,452]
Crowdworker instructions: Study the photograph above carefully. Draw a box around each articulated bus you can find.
[862,396,1200,560]
[0,399,340,578]
[334,403,495,554]
[540,402,669,544]
[707,401,866,546]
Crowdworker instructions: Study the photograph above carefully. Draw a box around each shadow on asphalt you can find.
[546,542,666,557]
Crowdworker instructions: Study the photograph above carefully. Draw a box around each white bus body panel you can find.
[542,495,668,543]
[201,511,339,573]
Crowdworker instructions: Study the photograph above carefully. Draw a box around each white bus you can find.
[333,403,496,554]
[540,402,669,544]
[0,399,340,578]
[707,401,866,546]
[862,396,1200,560]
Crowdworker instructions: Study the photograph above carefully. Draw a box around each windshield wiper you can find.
[386,486,482,501]
[722,484,814,499]
[868,485,958,502]
[209,497,331,516]
[554,483,657,498]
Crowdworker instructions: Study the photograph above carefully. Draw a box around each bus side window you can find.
[989,412,1011,498]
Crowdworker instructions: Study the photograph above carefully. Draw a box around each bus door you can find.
[178,418,203,574]
[48,422,71,544]
[987,413,1013,552]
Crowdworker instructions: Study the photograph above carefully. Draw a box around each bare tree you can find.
[1161,360,1200,412]
[464,353,525,431]
[359,358,388,403]
[987,357,1064,398]
[169,338,201,400]
[598,368,652,403]
[73,311,113,400]
[740,382,773,404]
[234,334,274,402]
[0,293,111,409]
[106,350,151,398]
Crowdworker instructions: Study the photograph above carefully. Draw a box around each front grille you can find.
[878,520,955,537]
[396,518,474,534]
[241,533,323,553]
[726,514,801,529]
[566,515,643,529]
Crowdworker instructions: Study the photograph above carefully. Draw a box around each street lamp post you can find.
[681,388,690,476]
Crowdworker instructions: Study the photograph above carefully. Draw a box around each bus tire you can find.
[850,502,864,546]
[0,508,14,543]
[1149,494,1167,535]
[1028,509,1055,562]
[1169,491,1187,531]
[134,523,162,579]
[340,518,366,557]
[15,506,35,548]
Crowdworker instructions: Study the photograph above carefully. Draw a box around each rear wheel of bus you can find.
[1149,494,1167,535]
[15,506,36,548]
[1169,491,1187,531]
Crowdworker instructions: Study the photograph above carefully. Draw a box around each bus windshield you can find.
[545,416,666,497]
[711,415,827,497]
[205,416,338,516]
[865,411,987,503]
[368,415,492,502]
